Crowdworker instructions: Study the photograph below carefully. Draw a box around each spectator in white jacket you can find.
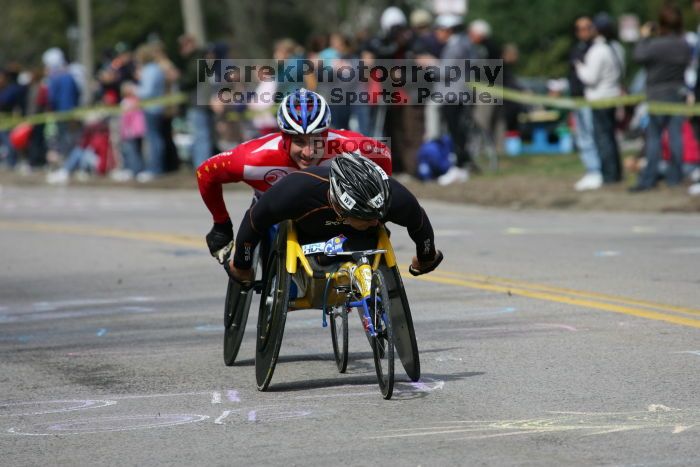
[575,13,624,184]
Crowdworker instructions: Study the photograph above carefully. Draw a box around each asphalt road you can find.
[1,185,699,466]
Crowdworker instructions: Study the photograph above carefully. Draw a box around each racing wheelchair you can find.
[222,221,420,399]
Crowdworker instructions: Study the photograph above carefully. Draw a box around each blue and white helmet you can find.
[277,88,331,134]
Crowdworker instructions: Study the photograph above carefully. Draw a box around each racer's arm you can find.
[198,149,247,260]
[197,149,246,224]
[384,179,438,265]
[232,172,320,270]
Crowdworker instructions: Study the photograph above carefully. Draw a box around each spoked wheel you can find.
[223,246,263,366]
[370,269,394,399]
[329,305,349,373]
[255,234,290,391]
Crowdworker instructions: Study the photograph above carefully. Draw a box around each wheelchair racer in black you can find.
[227,152,443,284]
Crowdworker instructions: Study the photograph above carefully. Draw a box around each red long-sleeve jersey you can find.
[197,129,393,223]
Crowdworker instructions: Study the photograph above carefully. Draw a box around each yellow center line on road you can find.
[0,221,203,249]
[2,220,698,329]
[408,272,700,329]
[427,270,700,318]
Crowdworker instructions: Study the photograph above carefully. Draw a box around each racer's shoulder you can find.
[328,129,372,140]
[288,165,330,184]
[216,132,289,164]
[236,132,284,154]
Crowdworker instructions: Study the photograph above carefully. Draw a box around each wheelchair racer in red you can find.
[198,88,393,263]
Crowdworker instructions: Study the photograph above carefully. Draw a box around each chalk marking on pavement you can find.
[214,410,232,425]
[32,296,154,311]
[534,323,578,332]
[226,390,240,402]
[7,414,210,436]
[672,350,700,357]
[462,306,517,317]
[211,392,222,404]
[594,250,621,257]
[669,247,700,255]
[248,411,257,422]
[368,407,699,441]
[1,306,156,323]
[0,399,117,417]
[632,226,657,234]
[106,391,212,400]
[648,404,673,412]
[7,220,697,329]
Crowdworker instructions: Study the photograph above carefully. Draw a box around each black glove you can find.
[206,219,233,263]
[409,250,443,276]
[222,258,253,290]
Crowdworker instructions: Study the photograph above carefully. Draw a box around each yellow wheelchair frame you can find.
[253,221,420,399]
[284,223,396,311]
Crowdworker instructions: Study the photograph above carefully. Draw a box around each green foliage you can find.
[1,0,698,80]
[468,0,699,78]
[0,0,74,65]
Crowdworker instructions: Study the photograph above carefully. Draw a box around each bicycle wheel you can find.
[329,305,349,373]
[370,269,394,399]
[223,246,262,366]
[255,228,290,391]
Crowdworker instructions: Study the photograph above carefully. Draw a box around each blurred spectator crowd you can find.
[1,3,700,196]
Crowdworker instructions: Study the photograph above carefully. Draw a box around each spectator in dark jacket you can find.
[630,4,691,191]
[42,47,82,163]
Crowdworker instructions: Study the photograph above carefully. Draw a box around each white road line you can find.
[211,392,222,404]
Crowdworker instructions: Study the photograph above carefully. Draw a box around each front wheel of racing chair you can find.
[255,223,290,391]
[375,227,420,382]
[223,244,263,366]
[329,301,349,373]
[370,268,395,399]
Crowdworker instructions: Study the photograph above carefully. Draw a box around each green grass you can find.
[480,153,582,178]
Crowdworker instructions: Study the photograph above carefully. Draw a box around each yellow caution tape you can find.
[474,82,700,116]
[4,83,700,132]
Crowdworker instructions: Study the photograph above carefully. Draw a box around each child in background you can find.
[111,81,146,181]
[46,112,112,184]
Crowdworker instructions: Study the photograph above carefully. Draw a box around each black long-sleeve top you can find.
[233,166,436,269]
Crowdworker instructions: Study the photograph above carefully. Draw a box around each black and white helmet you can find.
[329,153,391,220]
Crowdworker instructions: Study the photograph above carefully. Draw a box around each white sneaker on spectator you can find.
[437,166,469,186]
[574,172,603,191]
[74,171,91,182]
[110,169,134,182]
[689,183,700,196]
[394,173,416,184]
[16,162,32,176]
[46,168,69,185]
[136,171,156,183]
[690,167,700,183]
